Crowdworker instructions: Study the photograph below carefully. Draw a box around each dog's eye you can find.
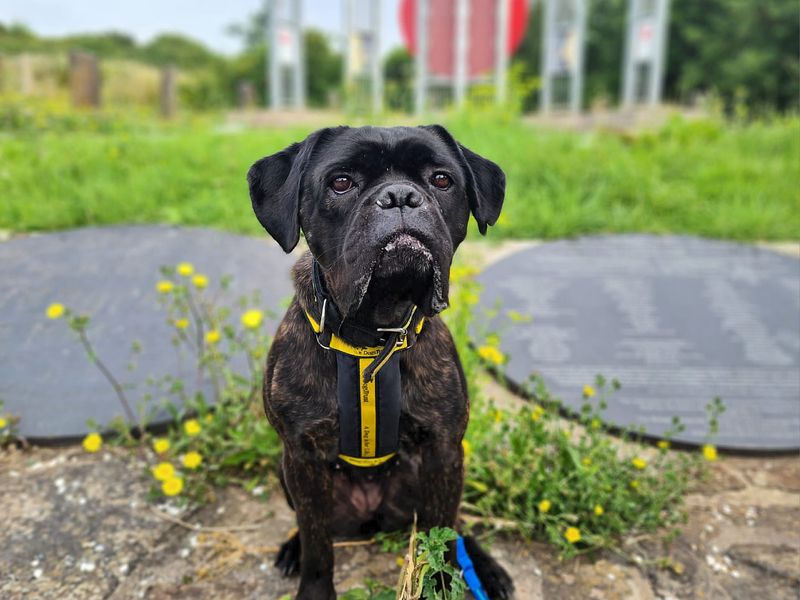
[430,173,451,190]
[330,176,354,194]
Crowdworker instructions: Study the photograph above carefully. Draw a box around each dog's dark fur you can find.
[248,125,513,599]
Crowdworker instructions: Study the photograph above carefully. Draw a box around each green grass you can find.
[1,108,798,240]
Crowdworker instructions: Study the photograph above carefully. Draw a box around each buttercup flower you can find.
[46,303,65,319]
[702,444,718,461]
[632,457,647,470]
[153,438,170,454]
[594,505,604,516]
[192,274,208,289]
[82,432,103,453]
[152,462,175,481]
[162,476,184,496]
[538,499,551,513]
[630,479,640,490]
[531,405,545,422]
[241,309,263,329]
[176,262,194,276]
[204,414,214,423]
[156,281,174,294]
[478,345,504,366]
[184,419,201,436]
[657,440,671,450]
[183,451,202,469]
[205,329,221,345]
[174,318,189,330]
[582,384,596,398]
[564,527,581,543]
[494,410,503,423]
[461,439,472,457]
[590,418,601,430]
[0,417,7,429]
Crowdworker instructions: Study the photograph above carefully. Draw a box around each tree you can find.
[383,47,414,112]
[140,33,221,70]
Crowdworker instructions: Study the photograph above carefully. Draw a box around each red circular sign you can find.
[399,0,529,77]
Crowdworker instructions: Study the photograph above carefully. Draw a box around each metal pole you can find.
[268,0,279,109]
[292,0,305,108]
[540,0,553,113]
[494,0,510,104]
[621,0,637,108]
[371,0,383,113]
[570,0,587,113]
[414,0,429,115]
[454,0,469,108]
[650,0,670,105]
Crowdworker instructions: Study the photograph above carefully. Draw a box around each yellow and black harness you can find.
[305,260,424,469]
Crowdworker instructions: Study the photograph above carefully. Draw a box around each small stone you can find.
[216,506,225,515]
[119,563,129,575]
[79,561,96,573]
[32,568,43,579]
[721,504,732,515]
[731,570,740,578]
[533,567,542,577]
[259,563,269,572]
[94,544,105,553]
[30,559,39,567]
[704,524,714,533]
[607,573,616,581]
[179,548,191,558]
[252,486,265,496]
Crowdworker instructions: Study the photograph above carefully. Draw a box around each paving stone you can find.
[476,235,800,451]
[0,226,295,441]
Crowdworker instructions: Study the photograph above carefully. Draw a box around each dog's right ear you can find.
[247,131,322,253]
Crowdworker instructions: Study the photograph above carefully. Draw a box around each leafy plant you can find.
[397,525,465,600]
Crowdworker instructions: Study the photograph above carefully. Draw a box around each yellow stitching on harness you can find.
[359,357,377,457]
[338,453,396,467]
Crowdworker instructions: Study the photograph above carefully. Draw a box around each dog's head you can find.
[247,125,504,321]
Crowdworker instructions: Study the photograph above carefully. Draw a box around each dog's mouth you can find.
[345,232,449,321]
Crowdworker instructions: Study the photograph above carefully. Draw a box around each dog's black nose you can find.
[376,184,423,210]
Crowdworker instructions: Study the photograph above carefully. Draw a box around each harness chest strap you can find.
[303,305,424,468]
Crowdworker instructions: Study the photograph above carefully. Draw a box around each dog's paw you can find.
[275,532,301,577]
[462,535,515,600]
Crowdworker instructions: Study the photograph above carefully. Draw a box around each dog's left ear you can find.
[423,124,506,235]
[247,130,325,253]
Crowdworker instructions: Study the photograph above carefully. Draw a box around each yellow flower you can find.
[156,280,174,294]
[538,499,551,513]
[162,476,184,496]
[176,262,194,276]
[590,418,601,430]
[582,384,596,398]
[0,417,7,429]
[82,432,103,453]
[477,345,504,366]
[531,405,545,422]
[204,413,214,423]
[241,309,264,329]
[581,457,592,466]
[184,419,201,436]
[632,457,647,470]
[630,479,640,490]
[153,438,170,454]
[205,329,221,345]
[152,461,175,481]
[182,451,202,469]
[594,505,604,516]
[46,303,65,319]
[702,444,718,461]
[461,439,472,457]
[396,556,405,568]
[494,409,503,423]
[657,440,671,450]
[192,274,208,289]
[174,318,189,330]
[564,527,581,544]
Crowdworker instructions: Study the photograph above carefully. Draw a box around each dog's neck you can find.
[292,252,415,331]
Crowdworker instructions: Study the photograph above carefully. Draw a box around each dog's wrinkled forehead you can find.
[308,126,462,181]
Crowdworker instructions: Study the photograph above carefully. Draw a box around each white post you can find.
[292,0,305,109]
[371,0,383,113]
[268,0,281,109]
[621,0,637,107]
[570,0,587,114]
[453,0,469,108]
[651,0,670,105]
[494,0,510,105]
[540,0,553,113]
[414,0,429,115]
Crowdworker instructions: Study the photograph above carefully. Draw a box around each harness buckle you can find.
[376,326,408,346]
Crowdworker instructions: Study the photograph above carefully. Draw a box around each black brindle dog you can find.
[247,125,513,599]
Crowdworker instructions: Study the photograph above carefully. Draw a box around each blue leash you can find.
[456,535,489,600]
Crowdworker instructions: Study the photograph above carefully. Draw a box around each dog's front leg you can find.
[282,449,336,600]
[415,438,464,530]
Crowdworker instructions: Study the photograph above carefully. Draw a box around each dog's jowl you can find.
[247,125,513,600]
